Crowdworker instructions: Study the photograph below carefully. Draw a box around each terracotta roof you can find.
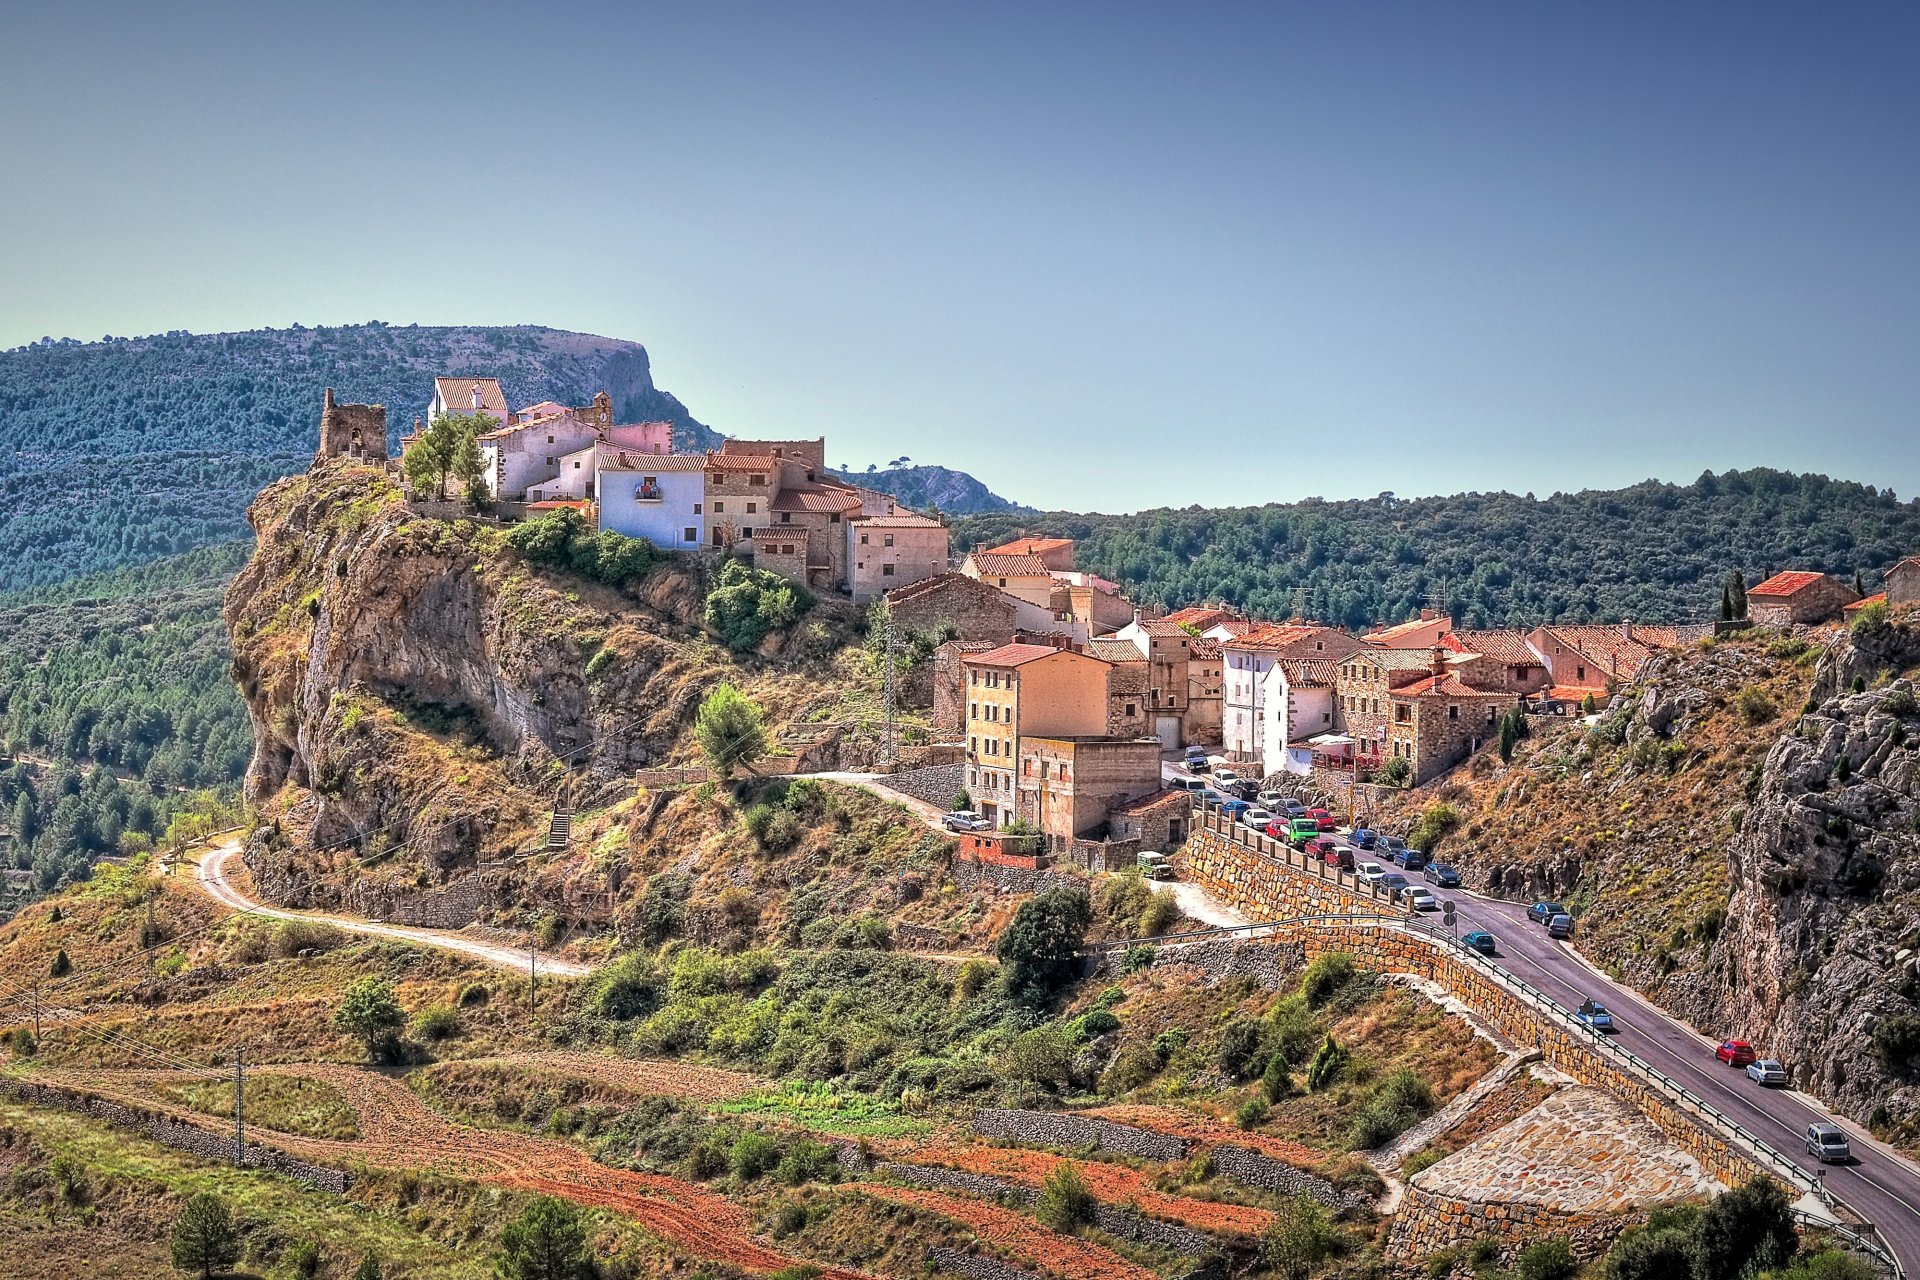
[1844,592,1888,613]
[1749,571,1831,597]
[1443,629,1542,667]
[966,552,1052,577]
[1211,618,1256,637]
[597,447,705,471]
[1535,625,1667,679]
[1550,685,1607,703]
[1188,638,1222,659]
[967,642,1101,669]
[982,537,1073,556]
[852,512,944,528]
[1370,615,1449,643]
[434,377,508,414]
[1113,789,1192,817]
[1276,658,1339,687]
[1163,606,1239,630]
[1132,618,1192,637]
[943,639,999,653]
[518,399,569,418]
[1394,674,1511,698]
[771,485,863,513]
[1086,639,1147,664]
[1226,624,1329,651]
[704,453,778,472]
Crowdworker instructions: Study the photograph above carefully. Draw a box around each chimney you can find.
[1419,607,1436,622]
[1621,620,1634,642]
[1430,644,1447,679]
[471,383,484,410]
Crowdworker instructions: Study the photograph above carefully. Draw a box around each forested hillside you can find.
[0,324,718,593]
[951,469,1920,627]
[829,462,1023,514]
[0,545,251,889]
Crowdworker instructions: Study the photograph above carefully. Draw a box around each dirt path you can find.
[193,836,591,978]
[443,1051,768,1103]
[859,1183,1157,1280]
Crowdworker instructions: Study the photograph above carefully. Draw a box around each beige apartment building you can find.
[963,644,1110,828]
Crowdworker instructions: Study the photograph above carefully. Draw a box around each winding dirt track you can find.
[859,1184,1157,1280]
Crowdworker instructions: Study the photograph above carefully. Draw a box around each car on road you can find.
[942,810,991,832]
[1462,930,1498,956]
[1378,835,1410,861]
[1288,818,1321,843]
[1240,807,1275,830]
[1322,843,1355,871]
[1279,799,1309,818]
[1716,1039,1758,1067]
[1358,861,1388,885]
[1746,1059,1788,1086]
[1392,845,1428,870]
[1404,886,1439,911]
[1351,827,1378,850]
[1547,913,1574,938]
[1424,862,1462,888]
[1264,818,1292,840]
[1217,798,1250,820]
[1136,851,1174,880]
[1183,747,1210,772]
[1527,901,1567,924]
[1257,789,1290,809]
[1213,768,1241,788]
[1806,1123,1852,1164]
[1574,1000,1615,1032]
[1229,779,1263,801]
[1381,872,1411,898]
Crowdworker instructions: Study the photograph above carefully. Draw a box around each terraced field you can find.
[1090,1102,1325,1167]
[859,1183,1158,1280]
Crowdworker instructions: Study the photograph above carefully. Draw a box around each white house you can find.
[597,450,706,550]
[1222,624,1364,773]
[478,408,603,501]
[526,443,597,503]
[428,377,512,429]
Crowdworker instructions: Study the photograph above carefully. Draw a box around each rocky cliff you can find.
[1435,617,1920,1140]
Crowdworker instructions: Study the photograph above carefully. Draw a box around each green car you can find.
[1462,930,1497,956]
[1288,818,1321,843]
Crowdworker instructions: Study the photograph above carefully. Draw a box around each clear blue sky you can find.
[3,2,1914,511]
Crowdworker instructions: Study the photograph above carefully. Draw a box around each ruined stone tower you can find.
[316,387,389,462]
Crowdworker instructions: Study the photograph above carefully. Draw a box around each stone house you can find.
[963,644,1110,828]
[1385,656,1520,785]
[848,512,948,602]
[933,639,999,733]
[887,573,1018,642]
[1107,789,1192,853]
[1441,630,1551,694]
[1015,734,1165,854]
[1843,593,1887,622]
[1525,624,1673,697]
[1745,571,1861,626]
[316,388,387,462]
[1086,638,1152,738]
[478,402,607,501]
[703,451,779,549]
[1222,625,1365,767]
[978,536,1076,571]
[961,551,1057,606]
[1888,558,1920,606]
[1335,648,1446,768]
[1185,637,1224,745]
[1109,618,1197,747]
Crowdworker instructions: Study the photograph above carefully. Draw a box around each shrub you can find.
[1301,951,1359,1008]
[729,1131,780,1179]
[1260,1194,1336,1280]
[495,1195,590,1280]
[1151,1028,1190,1060]
[994,1024,1077,1091]
[1078,1008,1120,1038]
[591,951,662,1020]
[1872,1013,1920,1071]
[1347,1067,1434,1150]
[8,1028,37,1058]
[1602,1226,1695,1280]
[773,1138,839,1185]
[1120,944,1157,974]
[410,1005,461,1042]
[1101,1044,1163,1095]
[1267,994,1320,1064]
[1137,889,1179,936]
[1216,1018,1270,1080]
[49,949,70,977]
[506,507,658,585]
[1306,1035,1347,1092]
[1375,757,1411,787]
[953,957,995,999]
[1235,1096,1271,1129]
[285,1240,323,1279]
[170,1192,239,1279]
[1692,1176,1796,1280]
[1261,1048,1293,1102]
[457,982,490,1007]
[1515,1237,1577,1280]
[275,919,347,957]
[1407,802,1461,852]
[704,558,812,652]
[333,977,404,1061]
[1033,1162,1095,1231]
[696,683,769,775]
[996,886,1092,1007]
[1736,686,1778,725]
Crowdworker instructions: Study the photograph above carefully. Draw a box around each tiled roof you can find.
[1891,557,1920,574]
[1444,629,1542,667]
[852,511,944,528]
[771,486,862,513]
[1113,789,1192,816]
[1394,674,1511,698]
[518,399,569,418]
[1212,618,1256,637]
[967,642,1096,669]
[1550,685,1607,703]
[1163,606,1239,630]
[1348,648,1447,671]
[434,377,508,414]
[1534,625,1668,680]
[1132,618,1192,637]
[1086,639,1147,664]
[982,536,1073,556]
[597,448,705,471]
[704,456,778,475]
[885,572,995,604]
[1276,658,1339,687]
[1844,592,1888,613]
[1749,571,1831,597]
[966,552,1052,577]
[1226,623,1329,651]
[1188,638,1222,659]
[1371,615,1448,642]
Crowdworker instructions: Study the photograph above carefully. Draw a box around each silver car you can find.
[1746,1059,1788,1086]
[1806,1123,1851,1163]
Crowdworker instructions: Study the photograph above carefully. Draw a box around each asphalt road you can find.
[194,837,592,978]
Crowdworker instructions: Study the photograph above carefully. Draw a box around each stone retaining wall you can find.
[1182,825,1394,921]
[1208,1144,1354,1210]
[1180,817,1795,1194]
[880,1160,1213,1256]
[928,1246,1042,1280]
[2,1078,349,1193]
[1388,1185,1633,1263]
[973,1107,1188,1162]
[245,841,505,930]
[949,859,1083,897]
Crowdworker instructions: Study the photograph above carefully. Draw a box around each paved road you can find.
[194,837,591,979]
[1176,785,1920,1271]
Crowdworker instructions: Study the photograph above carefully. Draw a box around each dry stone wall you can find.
[948,858,1082,897]
[1389,1185,1635,1263]
[1208,1144,1355,1209]
[881,1160,1213,1257]
[972,1107,1188,1162]
[928,1246,1042,1280]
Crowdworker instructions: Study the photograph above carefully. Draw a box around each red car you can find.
[1264,819,1290,840]
[1716,1039,1757,1067]
[1317,816,1339,832]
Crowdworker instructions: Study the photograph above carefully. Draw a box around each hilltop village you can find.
[320,379,1920,868]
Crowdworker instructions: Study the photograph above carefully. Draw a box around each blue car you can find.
[1574,1000,1615,1032]
[1394,846,1428,871]
[1351,828,1378,850]
[1425,862,1461,888]
[1218,798,1250,818]
[1462,930,1497,956]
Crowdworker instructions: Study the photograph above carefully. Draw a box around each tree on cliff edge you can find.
[402,412,488,501]
[695,683,767,778]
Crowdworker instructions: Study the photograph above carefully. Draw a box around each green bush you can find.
[1872,1013,1920,1071]
[275,919,347,957]
[409,1005,461,1042]
[1216,1018,1270,1080]
[8,1028,37,1058]
[1692,1176,1797,1280]
[696,683,769,775]
[773,1138,840,1185]
[704,558,812,652]
[1034,1162,1094,1231]
[170,1192,239,1279]
[1301,952,1359,1009]
[1602,1226,1695,1280]
[1407,802,1461,852]
[729,1131,780,1179]
[495,1195,589,1280]
[506,507,658,585]
[1306,1035,1347,1092]
[1346,1067,1434,1150]
[285,1239,323,1279]
[589,951,663,1020]
[49,949,70,977]
[1260,1194,1336,1280]
[1261,1048,1293,1102]
[1736,685,1778,724]
[996,886,1092,1007]
[1515,1237,1577,1280]
[1079,1008,1120,1038]
[1137,889,1179,936]
[1235,1096,1270,1129]
[457,982,490,1007]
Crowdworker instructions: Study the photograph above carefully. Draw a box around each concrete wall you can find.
[598,463,705,548]
[850,521,949,602]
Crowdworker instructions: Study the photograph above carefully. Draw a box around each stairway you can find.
[546,806,573,853]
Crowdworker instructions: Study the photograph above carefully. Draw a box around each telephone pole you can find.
[232,1047,245,1167]
[882,622,899,769]
[528,942,537,1012]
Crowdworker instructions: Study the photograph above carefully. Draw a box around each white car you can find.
[1358,861,1388,885]
[941,811,991,832]
[1214,768,1242,787]
[1404,886,1439,911]
[1256,789,1289,809]
[1240,807,1275,830]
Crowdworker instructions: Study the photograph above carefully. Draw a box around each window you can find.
[750,473,766,485]
[545,455,557,465]
[1125,703,1136,716]
[970,736,977,755]
[547,435,554,443]
[780,512,791,523]
[830,513,840,523]
[1449,705,1459,721]
[882,563,895,576]
[860,533,869,545]
[1576,665,1586,681]
[746,501,757,514]
[683,527,696,542]
[884,534,895,547]
[713,500,725,513]
[969,703,976,719]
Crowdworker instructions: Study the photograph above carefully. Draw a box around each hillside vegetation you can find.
[953,468,1920,626]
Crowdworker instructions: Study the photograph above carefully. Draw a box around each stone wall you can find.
[882,1160,1214,1256]
[928,1246,1042,1280]
[1388,1185,1635,1263]
[245,841,504,929]
[972,1107,1188,1162]
[948,858,1082,897]
[1209,1143,1355,1210]
[1179,813,1806,1196]
[3,1078,350,1193]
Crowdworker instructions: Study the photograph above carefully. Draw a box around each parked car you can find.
[1280,799,1309,818]
[1381,872,1410,897]
[1377,835,1409,861]
[1351,827,1378,850]
[1404,886,1440,911]
[1169,776,1209,793]
[1257,789,1290,809]
[1806,1123,1852,1164]
[1716,1039,1758,1067]
[1306,807,1333,824]
[1136,851,1174,881]
[942,810,990,832]
[1288,818,1321,843]
[1218,798,1250,819]
[1547,913,1573,938]
[1574,1000,1615,1032]
[1264,818,1293,840]
[1462,930,1498,956]
[1424,862,1461,888]
[1316,815,1339,833]
[1240,807,1275,830]
[1323,843,1355,871]
[1527,901,1567,924]
[1184,755,1211,774]
[1746,1059,1788,1086]
[1358,861,1389,885]
[1230,779,1262,802]
[1394,846,1428,870]
[1214,768,1242,788]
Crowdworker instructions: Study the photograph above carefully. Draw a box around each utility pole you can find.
[528,942,537,1012]
[145,890,156,944]
[32,982,40,1042]
[233,1047,245,1167]
[882,622,899,770]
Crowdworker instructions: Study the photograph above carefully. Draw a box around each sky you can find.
[2,1,1915,512]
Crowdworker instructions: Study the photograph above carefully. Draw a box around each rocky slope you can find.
[1431,616,1920,1138]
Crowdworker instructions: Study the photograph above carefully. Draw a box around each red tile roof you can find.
[1748,571,1830,597]
[1394,673,1510,698]
[1550,685,1607,703]
[1844,592,1888,613]
[704,452,778,472]
[967,642,1099,669]
[982,536,1073,557]
[1225,624,1327,651]
[1443,629,1542,667]
[1085,638,1147,664]
[966,552,1052,577]
[1370,615,1449,643]
[1188,638,1222,659]
[1131,618,1193,637]
[1276,658,1339,687]
[852,512,944,528]
[1211,618,1256,637]
[434,376,508,414]
[1163,606,1239,630]
[771,485,862,513]
[598,448,705,471]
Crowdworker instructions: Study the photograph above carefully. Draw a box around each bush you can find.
[1872,1014,1920,1072]
[590,951,662,1020]
[996,886,1092,1007]
[729,1131,781,1179]
[275,919,347,957]
[1346,1067,1434,1150]
[1692,1176,1796,1279]
[1236,1096,1271,1128]
[1261,1194,1336,1280]
[495,1195,590,1280]
[49,949,70,977]
[773,1138,839,1185]
[1120,944,1157,974]
[1217,1018,1270,1080]
[333,977,404,1061]
[696,683,769,775]
[1305,1035,1347,1092]
[285,1239,323,1279]
[410,1005,461,1042]
[1301,951,1359,1009]
[1079,1008,1120,1038]
[1137,889,1179,936]
[704,558,812,652]
[8,1028,37,1058]
[1736,686,1778,725]
[457,982,490,1008]
[1374,756,1411,787]
[1603,1226,1696,1280]
[1515,1237,1577,1280]
[1407,802,1461,853]
[1033,1162,1095,1231]
[1261,1048,1293,1102]
[506,507,658,585]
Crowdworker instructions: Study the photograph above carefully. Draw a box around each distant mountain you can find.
[949,469,1920,627]
[0,324,722,593]
[829,463,1025,515]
